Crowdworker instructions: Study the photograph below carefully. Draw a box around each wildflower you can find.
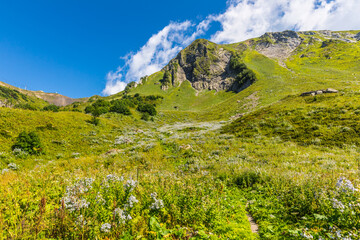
[62,178,94,212]
[114,208,132,224]
[332,198,345,212]
[125,195,138,209]
[301,228,314,239]
[336,177,357,192]
[7,163,18,170]
[106,174,123,182]
[96,193,106,205]
[150,192,164,210]
[1,169,9,174]
[124,179,137,191]
[76,215,87,227]
[100,223,111,233]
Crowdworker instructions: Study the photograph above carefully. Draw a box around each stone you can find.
[324,88,338,93]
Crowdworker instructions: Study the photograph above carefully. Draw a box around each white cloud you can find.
[102,20,211,96]
[103,0,360,95]
[211,0,360,43]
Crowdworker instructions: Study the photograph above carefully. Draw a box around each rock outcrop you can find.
[255,30,302,61]
[301,88,338,96]
[162,39,249,92]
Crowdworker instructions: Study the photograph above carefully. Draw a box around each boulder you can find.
[324,88,338,93]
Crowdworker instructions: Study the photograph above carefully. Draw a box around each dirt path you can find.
[247,213,259,234]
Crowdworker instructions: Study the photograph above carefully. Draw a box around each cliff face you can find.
[163,39,248,92]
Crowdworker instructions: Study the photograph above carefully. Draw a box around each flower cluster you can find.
[100,223,111,233]
[114,208,132,224]
[332,198,345,212]
[150,192,164,210]
[124,179,137,192]
[106,174,123,182]
[62,178,94,212]
[8,163,18,170]
[75,215,87,227]
[336,177,357,193]
[124,195,138,209]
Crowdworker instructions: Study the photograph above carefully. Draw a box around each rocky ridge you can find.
[162,39,251,92]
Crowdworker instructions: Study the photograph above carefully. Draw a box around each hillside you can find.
[0,81,84,107]
[1,30,360,239]
[120,30,360,120]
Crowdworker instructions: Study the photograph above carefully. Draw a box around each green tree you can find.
[12,131,43,155]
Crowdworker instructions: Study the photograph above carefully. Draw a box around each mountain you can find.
[122,30,360,120]
[0,81,86,107]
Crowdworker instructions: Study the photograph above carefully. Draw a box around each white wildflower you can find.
[332,198,345,212]
[124,179,137,192]
[96,193,106,205]
[106,174,123,182]
[150,192,164,210]
[100,223,111,233]
[336,177,357,192]
[1,168,9,174]
[8,163,18,170]
[76,215,87,227]
[114,208,132,224]
[124,195,138,209]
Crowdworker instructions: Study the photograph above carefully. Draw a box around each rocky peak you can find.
[163,39,241,92]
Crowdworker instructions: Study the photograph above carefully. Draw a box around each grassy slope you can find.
[1,31,360,239]
[122,31,360,122]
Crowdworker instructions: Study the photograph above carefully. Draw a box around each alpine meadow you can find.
[2,29,360,240]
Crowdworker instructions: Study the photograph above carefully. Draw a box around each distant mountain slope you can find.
[0,81,85,106]
[117,30,360,120]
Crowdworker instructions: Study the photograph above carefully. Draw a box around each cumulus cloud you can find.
[211,0,360,43]
[103,0,360,95]
[102,20,211,95]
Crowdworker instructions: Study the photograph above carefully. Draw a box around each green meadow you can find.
[1,31,360,239]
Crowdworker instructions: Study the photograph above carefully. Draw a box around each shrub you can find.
[43,104,60,112]
[14,103,38,111]
[12,131,43,155]
[137,103,157,116]
[141,112,150,121]
[109,101,131,115]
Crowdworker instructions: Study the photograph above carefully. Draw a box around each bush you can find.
[43,104,60,112]
[12,131,43,155]
[15,103,38,111]
[109,101,131,115]
[137,103,157,116]
[141,112,150,121]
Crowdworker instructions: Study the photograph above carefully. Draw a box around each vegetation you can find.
[11,131,43,155]
[43,104,60,112]
[1,30,360,239]
[229,54,257,87]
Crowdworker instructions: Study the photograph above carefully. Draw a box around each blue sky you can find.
[0,0,226,98]
[1,0,359,98]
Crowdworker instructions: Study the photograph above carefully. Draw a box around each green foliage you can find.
[141,112,150,121]
[161,70,172,87]
[11,131,43,155]
[109,100,131,115]
[230,54,257,86]
[0,85,28,101]
[42,104,60,112]
[137,103,157,116]
[15,103,39,111]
